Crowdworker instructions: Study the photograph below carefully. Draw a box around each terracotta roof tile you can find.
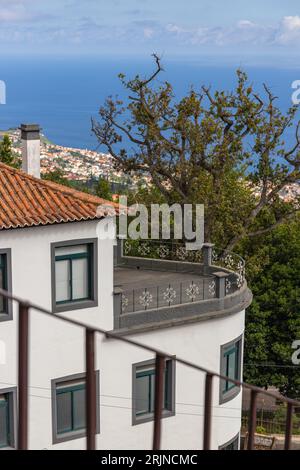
[0,163,120,230]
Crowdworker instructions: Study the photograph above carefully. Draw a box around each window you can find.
[56,381,86,435]
[0,250,12,321]
[51,239,98,313]
[219,433,239,450]
[132,359,175,425]
[220,336,242,404]
[51,372,100,444]
[0,389,16,449]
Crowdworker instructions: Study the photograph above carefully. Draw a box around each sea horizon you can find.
[1,55,300,150]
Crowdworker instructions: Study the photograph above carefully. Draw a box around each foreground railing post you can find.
[86,328,96,450]
[284,403,293,450]
[203,373,213,450]
[247,390,258,450]
[153,354,165,450]
[18,303,29,450]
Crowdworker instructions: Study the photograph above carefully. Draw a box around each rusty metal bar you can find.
[153,354,165,450]
[284,403,293,450]
[18,303,29,450]
[86,328,96,450]
[203,373,213,450]
[247,390,258,450]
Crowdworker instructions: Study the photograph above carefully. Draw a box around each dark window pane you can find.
[0,395,9,448]
[164,362,172,410]
[228,350,236,379]
[136,375,150,415]
[73,388,86,430]
[150,375,155,413]
[56,392,72,434]
[0,255,7,314]
[135,362,173,418]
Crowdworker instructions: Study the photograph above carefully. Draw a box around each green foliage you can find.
[0,134,13,164]
[255,425,267,435]
[42,168,72,187]
[272,405,300,434]
[42,168,92,194]
[92,56,300,250]
[95,178,112,200]
[242,219,300,398]
[0,134,14,166]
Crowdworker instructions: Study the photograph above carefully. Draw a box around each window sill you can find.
[53,429,88,445]
[0,313,13,322]
[132,409,175,426]
[53,299,98,314]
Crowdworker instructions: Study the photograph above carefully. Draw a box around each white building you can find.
[0,125,252,450]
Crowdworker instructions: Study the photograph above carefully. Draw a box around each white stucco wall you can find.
[0,220,114,449]
[96,309,245,451]
[0,221,245,450]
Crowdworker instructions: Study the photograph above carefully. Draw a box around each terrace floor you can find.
[114,266,209,290]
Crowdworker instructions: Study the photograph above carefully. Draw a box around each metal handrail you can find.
[0,286,299,451]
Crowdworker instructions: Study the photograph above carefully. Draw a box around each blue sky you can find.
[2,0,300,64]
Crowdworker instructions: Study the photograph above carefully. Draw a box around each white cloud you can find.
[276,15,300,44]
[282,15,300,31]
[3,10,300,55]
[237,20,256,28]
[0,9,27,22]
[166,23,186,34]
[143,27,154,38]
[0,1,38,22]
[164,21,272,47]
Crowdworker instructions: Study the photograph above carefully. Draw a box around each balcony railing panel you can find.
[120,277,218,314]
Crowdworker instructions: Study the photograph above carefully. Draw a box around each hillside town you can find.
[1,127,299,204]
[1,127,129,183]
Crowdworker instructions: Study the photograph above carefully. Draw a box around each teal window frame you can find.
[52,372,100,444]
[55,246,92,305]
[223,342,240,393]
[136,366,171,417]
[0,394,10,448]
[56,382,86,435]
[133,359,175,425]
[0,390,15,449]
[0,254,8,315]
[220,336,242,404]
[135,368,155,416]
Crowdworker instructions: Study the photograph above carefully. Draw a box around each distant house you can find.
[0,124,252,450]
[242,387,283,413]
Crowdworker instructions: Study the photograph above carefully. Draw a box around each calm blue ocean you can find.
[0,56,299,150]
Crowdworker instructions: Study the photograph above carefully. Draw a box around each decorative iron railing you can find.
[212,247,246,290]
[123,239,204,264]
[0,286,299,451]
[121,277,216,314]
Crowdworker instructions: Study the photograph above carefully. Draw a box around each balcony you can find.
[113,240,252,331]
